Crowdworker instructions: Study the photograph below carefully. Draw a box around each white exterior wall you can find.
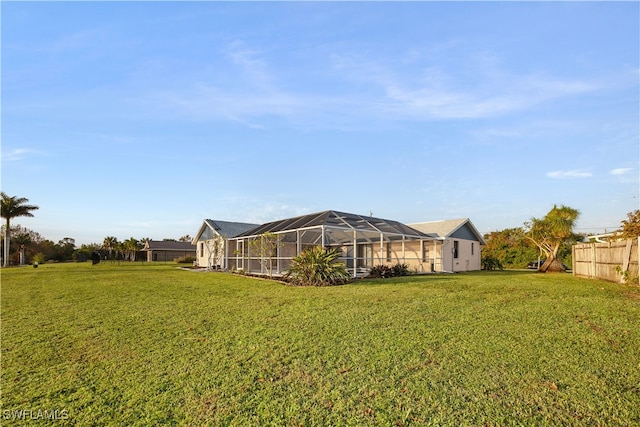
[442,238,482,272]
[196,238,226,269]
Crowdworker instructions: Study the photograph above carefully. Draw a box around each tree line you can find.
[1,190,192,265]
[482,207,640,271]
[2,192,638,270]
[0,225,192,266]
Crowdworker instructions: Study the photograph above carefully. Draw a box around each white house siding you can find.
[193,220,258,269]
[445,238,481,272]
[197,238,225,269]
[408,219,485,273]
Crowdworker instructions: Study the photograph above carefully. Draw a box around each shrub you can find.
[285,246,351,286]
[391,263,411,277]
[32,253,46,265]
[482,255,504,271]
[368,263,411,279]
[174,256,196,264]
[369,265,393,278]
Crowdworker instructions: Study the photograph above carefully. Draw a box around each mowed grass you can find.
[2,263,639,426]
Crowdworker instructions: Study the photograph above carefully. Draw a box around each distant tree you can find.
[482,227,538,269]
[248,232,281,278]
[13,232,31,265]
[55,238,76,261]
[524,205,580,272]
[617,210,640,239]
[102,236,119,260]
[12,226,51,264]
[34,239,57,263]
[1,193,39,267]
[286,246,351,286]
[179,235,192,242]
[76,243,101,262]
[122,237,142,261]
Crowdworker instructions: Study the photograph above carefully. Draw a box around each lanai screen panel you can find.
[226,210,434,277]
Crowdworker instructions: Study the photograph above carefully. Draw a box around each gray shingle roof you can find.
[203,219,259,238]
[409,218,486,245]
[143,240,196,251]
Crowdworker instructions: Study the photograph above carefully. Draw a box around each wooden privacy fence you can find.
[572,238,639,283]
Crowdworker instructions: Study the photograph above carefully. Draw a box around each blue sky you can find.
[2,2,638,245]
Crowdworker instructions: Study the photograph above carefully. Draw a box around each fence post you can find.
[622,239,632,269]
[590,243,597,279]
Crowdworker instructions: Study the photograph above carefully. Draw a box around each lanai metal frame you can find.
[226,210,440,277]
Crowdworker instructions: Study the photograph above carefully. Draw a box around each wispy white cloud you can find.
[546,169,593,179]
[609,168,633,176]
[379,72,598,120]
[224,40,277,92]
[137,40,609,129]
[2,148,45,162]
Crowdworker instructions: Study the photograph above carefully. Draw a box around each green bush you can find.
[369,265,393,278]
[368,263,411,279]
[391,263,411,276]
[481,255,504,271]
[32,252,46,265]
[174,256,196,264]
[285,246,351,286]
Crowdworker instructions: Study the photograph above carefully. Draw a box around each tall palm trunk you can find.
[3,218,10,267]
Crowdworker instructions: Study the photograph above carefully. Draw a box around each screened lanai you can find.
[226,210,441,278]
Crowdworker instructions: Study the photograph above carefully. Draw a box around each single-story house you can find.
[226,210,436,278]
[192,219,258,269]
[408,218,486,272]
[142,240,196,263]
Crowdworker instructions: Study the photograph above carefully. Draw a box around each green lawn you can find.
[2,263,639,426]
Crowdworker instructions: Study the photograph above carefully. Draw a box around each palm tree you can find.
[1,193,39,267]
[13,233,32,265]
[102,236,119,260]
[525,204,580,272]
[123,237,141,261]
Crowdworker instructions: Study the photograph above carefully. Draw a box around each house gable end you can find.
[408,218,486,245]
[194,220,259,244]
[450,223,479,241]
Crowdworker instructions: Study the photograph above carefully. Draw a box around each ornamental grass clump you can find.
[285,246,351,286]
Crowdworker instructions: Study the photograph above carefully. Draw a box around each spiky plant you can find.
[285,246,351,286]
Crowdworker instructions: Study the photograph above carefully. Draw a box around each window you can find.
[471,242,474,256]
[453,241,459,259]
[200,242,204,258]
[386,244,392,262]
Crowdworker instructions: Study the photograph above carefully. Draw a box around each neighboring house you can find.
[226,210,435,278]
[142,240,196,263]
[192,220,258,269]
[408,218,486,272]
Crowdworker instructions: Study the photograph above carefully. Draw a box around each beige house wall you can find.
[441,238,481,272]
[196,238,226,269]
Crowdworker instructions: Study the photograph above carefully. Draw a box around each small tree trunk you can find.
[540,257,566,272]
